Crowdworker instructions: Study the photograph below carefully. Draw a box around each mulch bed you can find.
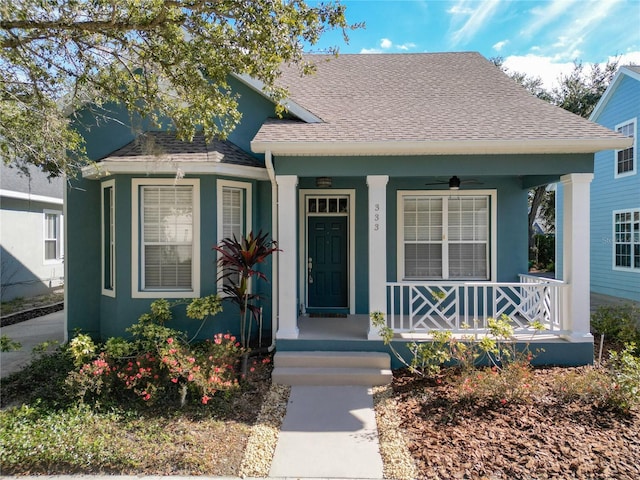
[0,302,64,327]
[392,368,640,480]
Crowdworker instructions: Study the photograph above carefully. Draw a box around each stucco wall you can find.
[1,197,64,300]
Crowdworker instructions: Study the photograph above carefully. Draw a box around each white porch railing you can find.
[385,275,567,334]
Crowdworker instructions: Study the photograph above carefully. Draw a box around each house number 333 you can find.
[372,203,381,231]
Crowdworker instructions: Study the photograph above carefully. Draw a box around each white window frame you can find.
[216,179,252,293]
[612,208,640,272]
[614,118,636,178]
[397,190,497,282]
[131,178,200,298]
[101,180,116,297]
[43,209,63,264]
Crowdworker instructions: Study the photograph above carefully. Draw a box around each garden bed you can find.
[386,367,640,480]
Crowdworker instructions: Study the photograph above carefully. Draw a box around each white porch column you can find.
[276,175,299,339]
[367,175,389,340]
[560,173,594,341]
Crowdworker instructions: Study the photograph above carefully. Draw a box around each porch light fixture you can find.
[316,176,332,188]
[449,176,461,190]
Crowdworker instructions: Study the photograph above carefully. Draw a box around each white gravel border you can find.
[238,383,290,478]
[373,385,419,480]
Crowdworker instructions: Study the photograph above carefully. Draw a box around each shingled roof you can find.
[251,52,631,156]
[100,132,261,167]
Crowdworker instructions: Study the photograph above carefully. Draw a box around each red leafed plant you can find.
[213,230,279,348]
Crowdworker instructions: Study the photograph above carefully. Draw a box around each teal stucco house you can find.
[557,65,639,303]
[66,53,632,368]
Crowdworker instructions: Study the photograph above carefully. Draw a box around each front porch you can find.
[280,274,594,367]
[272,173,595,366]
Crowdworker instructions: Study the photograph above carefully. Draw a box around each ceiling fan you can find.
[424,175,482,190]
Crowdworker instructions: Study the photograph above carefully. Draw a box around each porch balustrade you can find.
[385,275,567,335]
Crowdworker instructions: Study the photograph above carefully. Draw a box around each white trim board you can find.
[1,189,63,205]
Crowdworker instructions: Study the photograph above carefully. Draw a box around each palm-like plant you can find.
[213,230,279,348]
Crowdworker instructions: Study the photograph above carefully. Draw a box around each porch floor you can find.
[296,314,569,342]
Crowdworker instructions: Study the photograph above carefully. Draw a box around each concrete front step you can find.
[272,351,392,386]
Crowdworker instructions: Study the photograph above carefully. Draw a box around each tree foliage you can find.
[1,0,356,176]
[495,57,620,264]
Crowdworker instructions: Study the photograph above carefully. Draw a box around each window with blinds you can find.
[44,210,62,262]
[401,194,490,280]
[221,186,243,287]
[141,185,194,290]
[222,187,243,240]
[216,180,251,292]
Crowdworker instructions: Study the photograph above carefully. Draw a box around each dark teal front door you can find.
[308,216,348,309]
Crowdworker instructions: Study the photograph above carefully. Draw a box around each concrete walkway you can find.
[0,309,65,378]
[270,386,384,479]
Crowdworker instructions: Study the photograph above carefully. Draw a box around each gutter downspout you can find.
[265,150,278,353]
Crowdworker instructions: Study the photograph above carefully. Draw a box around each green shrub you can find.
[553,344,640,413]
[66,298,242,407]
[0,334,21,352]
[608,343,640,412]
[1,347,75,408]
[454,361,539,406]
[591,304,640,354]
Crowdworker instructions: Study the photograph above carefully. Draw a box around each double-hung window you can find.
[102,180,116,296]
[132,178,200,298]
[613,209,640,270]
[399,191,495,281]
[615,118,636,177]
[43,210,63,263]
[217,180,252,291]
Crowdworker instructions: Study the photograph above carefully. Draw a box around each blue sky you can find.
[310,0,640,89]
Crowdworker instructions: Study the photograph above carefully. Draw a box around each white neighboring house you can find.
[1,163,65,301]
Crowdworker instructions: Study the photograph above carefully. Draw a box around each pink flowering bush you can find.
[67,297,244,406]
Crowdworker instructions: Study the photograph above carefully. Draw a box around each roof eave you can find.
[251,137,634,156]
[81,160,268,180]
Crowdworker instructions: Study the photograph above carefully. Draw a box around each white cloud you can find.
[522,0,624,62]
[380,38,393,49]
[360,38,417,54]
[502,55,571,90]
[522,0,578,37]
[502,50,640,91]
[450,0,502,46]
[613,51,640,66]
[493,40,508,52]
[360,47,382,54]
[447,4,475,15]
[397,42,417,51]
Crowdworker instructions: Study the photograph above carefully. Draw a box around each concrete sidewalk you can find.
[0,309,65,378]
[270,385,384,479]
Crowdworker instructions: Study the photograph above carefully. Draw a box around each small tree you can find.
[214,231,279,349]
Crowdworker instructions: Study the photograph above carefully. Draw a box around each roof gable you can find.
[590,65,640,122]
